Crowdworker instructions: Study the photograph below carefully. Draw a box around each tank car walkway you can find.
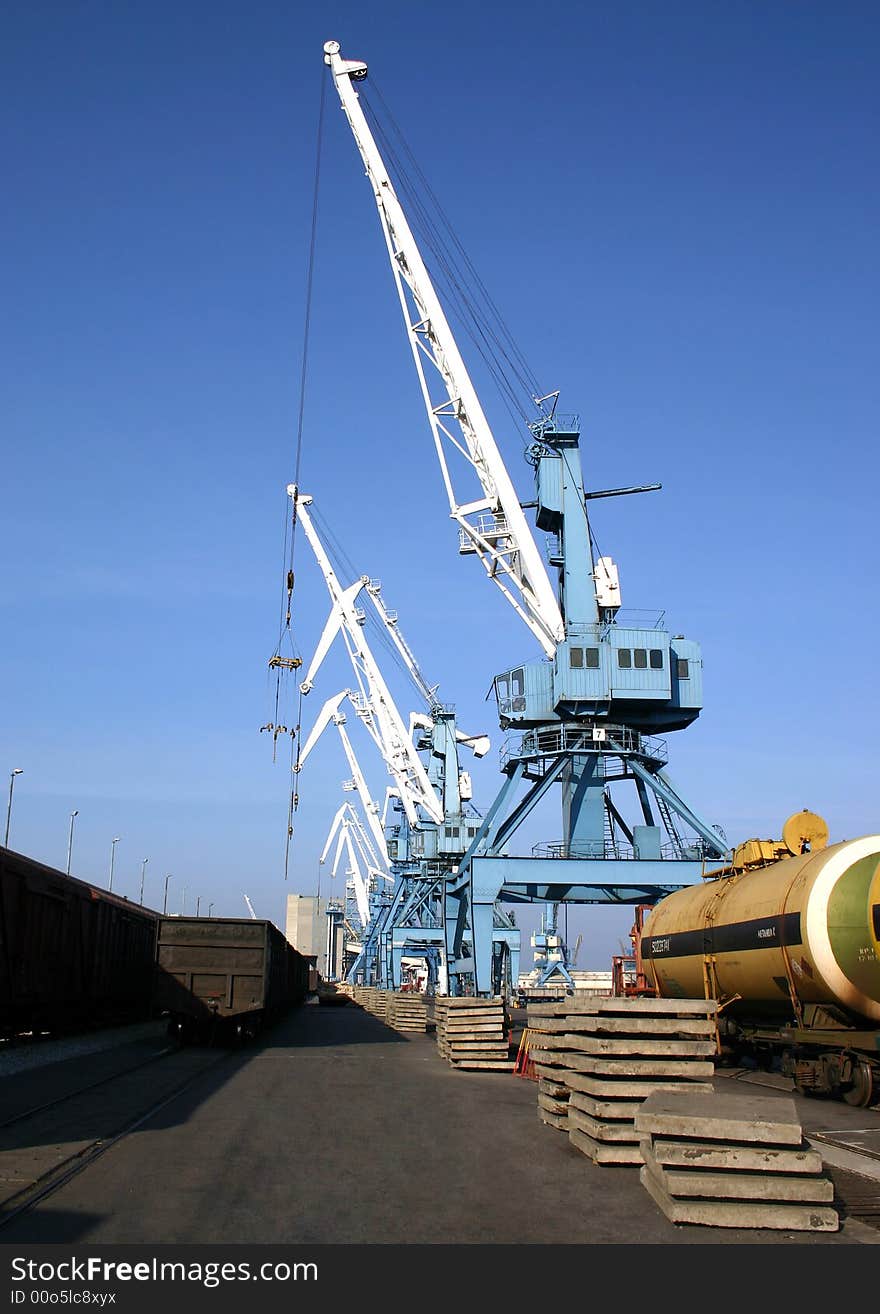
[2,1002,878,1245]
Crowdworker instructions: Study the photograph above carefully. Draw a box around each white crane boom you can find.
[321,808,373,929]
[293,490,443,825]
[243,894,257,920]
[323,40,564,659]
[365,582,439,711]
[298,692,392,866]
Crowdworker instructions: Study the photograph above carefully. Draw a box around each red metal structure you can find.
[611,905,656,997]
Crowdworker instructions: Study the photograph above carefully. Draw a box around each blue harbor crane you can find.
[322,40,730,995]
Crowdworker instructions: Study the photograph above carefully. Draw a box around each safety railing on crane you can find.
[499,724,669,770]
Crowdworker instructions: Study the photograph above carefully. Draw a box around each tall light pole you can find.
[208,902,215,917]
[163,874,171,915]
[181,886,187,916]
[140,857,148,904]
[66,810,79,876]
[109,836,121,891]
[195,896,201,916]
[5,768,23,848]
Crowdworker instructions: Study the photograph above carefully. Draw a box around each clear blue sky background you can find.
[2,1,878,969]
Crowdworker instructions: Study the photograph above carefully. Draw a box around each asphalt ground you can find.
[1,1001,877,1246]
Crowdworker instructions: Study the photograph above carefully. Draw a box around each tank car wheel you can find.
[842,1060,875,1108]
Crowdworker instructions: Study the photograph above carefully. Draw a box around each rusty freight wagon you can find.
[0,847,157,1038]
[154,916,309,1041]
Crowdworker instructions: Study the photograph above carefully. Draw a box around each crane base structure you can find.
[441,718,727,995]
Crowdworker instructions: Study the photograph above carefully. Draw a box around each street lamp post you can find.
[66,810,79,876]
[109,836,121,891]
[140,858,148,904]
[5,769,23,848]
[163,874,171,915]
[208,902,215,917]
[195,896,201,916]
[181,886,187,916]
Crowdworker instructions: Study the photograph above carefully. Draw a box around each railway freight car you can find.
[0,847,158,1037]
[640,813,880,1107]
[154,916,309,1042]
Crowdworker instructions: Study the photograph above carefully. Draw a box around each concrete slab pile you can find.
[435,997,513,1071]
[635,1089,839,1231]
[526,1006,570,1129]
[387,993,428,1033]
[358,987,390,1020]
[528,997,717,1164]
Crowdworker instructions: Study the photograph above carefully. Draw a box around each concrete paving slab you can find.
[540,1015,716,1036]
[557,1036,717,1056]
[538,1093,569,1116]
[565,1073,715,1099]
[597,999,718,1016]
[539,1108,569,1130]
[569,1091,643,1121]
[448,1059,515,1071]
[539,1052,716,1078]
[635,1090,802,1146]
[538,1078,569,1097]
[648,1137,824,1174]
[569,1126,642,1165]
[640,1145,834,1202]
[569,1106,641,1144]
[640,1164,839,1231]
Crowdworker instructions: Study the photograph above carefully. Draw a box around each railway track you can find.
[0,1042,236,1228]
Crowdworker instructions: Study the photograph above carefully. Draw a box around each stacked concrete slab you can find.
[387,992,428,1033]
[357,987,391,1021]
[635,1089,838,1231]
[525,1005,571,1130]
[435,997,513,1071]
[529,997,717,1164]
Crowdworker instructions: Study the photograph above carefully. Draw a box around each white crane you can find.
[298,691,393,865]
[293,489,443,826]
[243,894,258,920]
[320,803,376,929]
[322,40,564,659]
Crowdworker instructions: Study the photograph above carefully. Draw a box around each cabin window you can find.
[677,658,690,679]
[510,668,524,696]
[585,647,600,668]
[634,649,647,669]
[618,649,631,668]
[569,647,583,669]
[650,649,664,669]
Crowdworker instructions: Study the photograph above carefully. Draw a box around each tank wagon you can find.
[640,813,880,1106]
[154,916,309,1042]
[0,847,158,1037]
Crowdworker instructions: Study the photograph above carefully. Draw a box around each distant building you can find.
[285,894,345,980]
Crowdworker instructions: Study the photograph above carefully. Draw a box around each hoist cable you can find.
[366,105,532,428]
[362,92,544,441]
[365,81,543,401]
[282,69,327,878]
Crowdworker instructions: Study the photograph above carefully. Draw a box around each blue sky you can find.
[2,2,878,968]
